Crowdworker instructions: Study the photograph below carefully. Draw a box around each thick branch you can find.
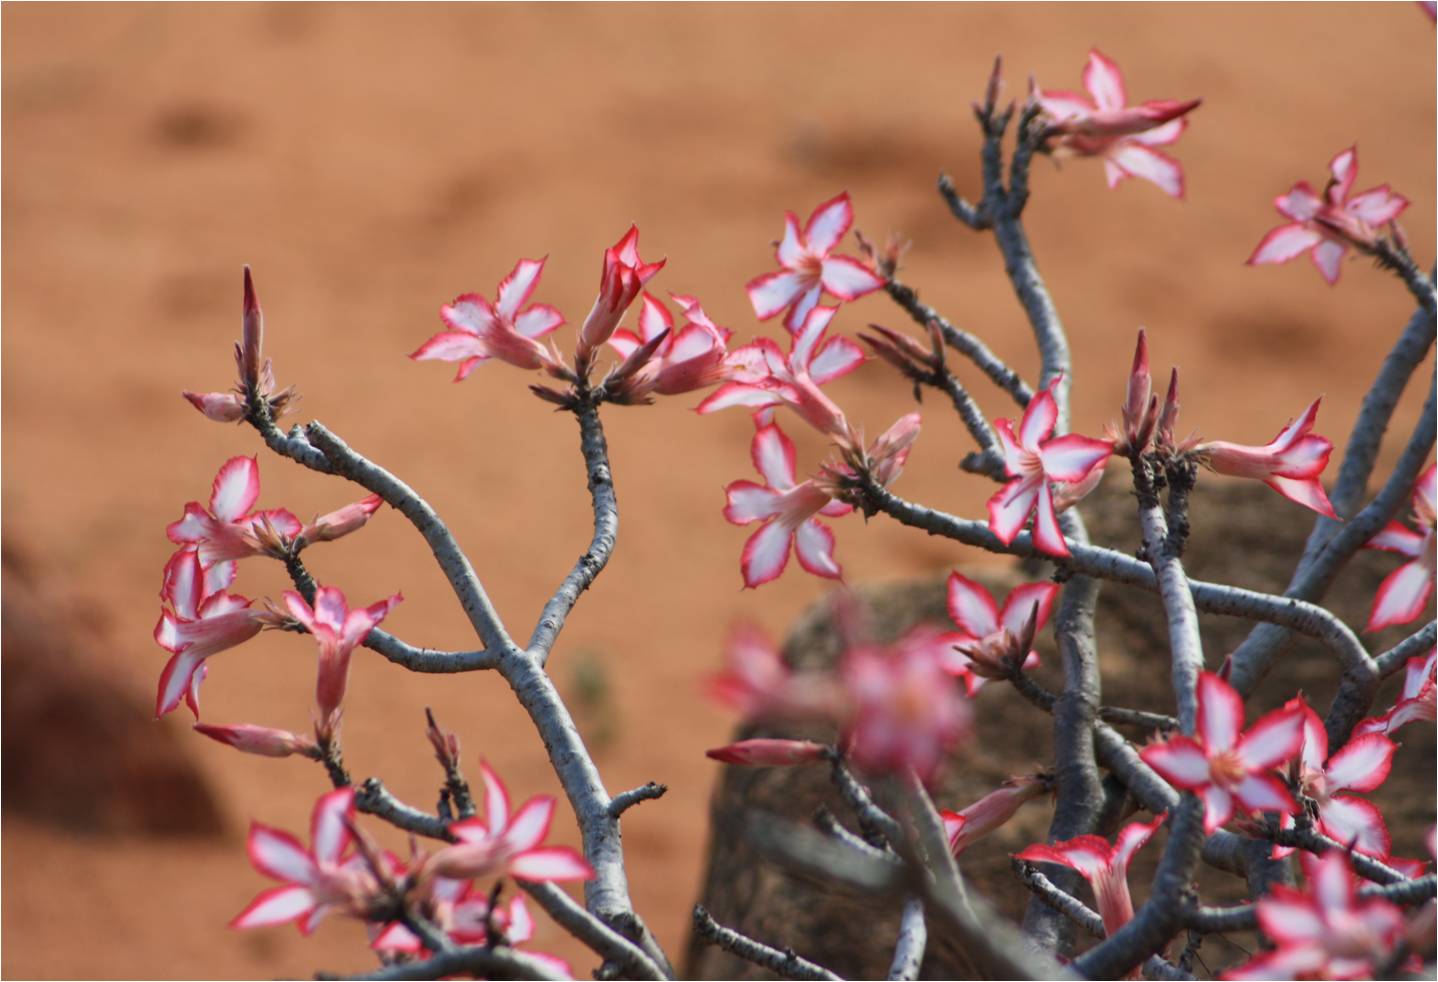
[529,398,619,659]
[886,898,927,981]
[519,882,667,982]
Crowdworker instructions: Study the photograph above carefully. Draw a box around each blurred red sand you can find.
[3,4,1432,978]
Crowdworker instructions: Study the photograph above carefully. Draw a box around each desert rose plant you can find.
[156,39,1434,982]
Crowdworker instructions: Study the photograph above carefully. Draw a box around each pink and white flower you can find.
[1223,851,1407,980]
[373,886,570,977]
[283,586,402,720]
[745,192,884,332]
[233,788,382,933]
[987,378,1113,557]
[1015,813,1167,936]
[698,305,865,444]
[1037,50,1201,198]
[941,774,1049,856]
[1195,399,1338,518]
[1248,147,1410,284]
[1280,698,1396,859]
[154,548,263,718]
[941,573,1060,693]
[604,293,737,401]
[167,456,302,565]
[427,762,593,883]
[841,632,972,783]
[1356,648,1436,736]
[576,226,665,362]
[705,623,840,722]
[1362,463,1436,631]
[1140,672,1304,834]
[412,258,566,379]
[722,421,852,588]
[193,722,320,759]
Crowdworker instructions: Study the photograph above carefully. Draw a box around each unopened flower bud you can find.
[194,722,320,759]
[705,738,829,767]
[301,494,383,545]
[182,390,247,423]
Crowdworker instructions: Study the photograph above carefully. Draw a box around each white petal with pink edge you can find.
[803,192,854,256]
[479,761,512,836]
[1031,481,1069,557]
[696,382,782,416]
[1265,475,1337,519]
[155,648,205,717]
[1107,143,1184,198]
[1000,581,1060,636]
[310,788,355,866]
[1140,737,1210,788]
[1017,391,1058,449]
[1366,521,1424,557]
[784,284,826,335]
[1236,706,1304,770]
[946,572,1000,637]
[1365,560,1433,632]
[1255,893,1325,945]
[249,824,318,883]
[1328,147,1357,200]
[503,796,556,854]
[819,256,883,301]
[1131,117,1186,147]
[1275,183,1322,222]
[741,521,793,588]
[1197,672,1244,752]
[986,477,1040,545]
[724,482,783,524]
[411,331,488,363]
[777,213,804,267]
[509,846,594,883]
[1317,796,1391,858]
[1248,223,1322,265]
[746,270,808,320]
[1200,784,1234,833]
[1346,187,1408,226]
[211,457,261,523]
[1038,89,1093,122]
[496,259,545,320]
[794,519,841,579]
[1039,434,1112,482]
[1323,733,1395,793]
[1083,50,1127,111]
[807,336,867,386]
[751,424,797,489]
[1232,773,1296,815]
[441,294,498,335]
[1113,814,1165,868]
[1310,239,1346,284]
[231,885,316,929]
[514,305,565,339]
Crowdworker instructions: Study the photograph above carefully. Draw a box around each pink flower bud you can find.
[194,722,320,759]
[241,266,263,389]
[576,226,664,363]
[1156,367,1181,448]
[1119,329,1157,453]
[942,773,1048,856]
[301,494,383,544]
[705,738,829,767]
[182,390,247,423]
[867,412,922,487]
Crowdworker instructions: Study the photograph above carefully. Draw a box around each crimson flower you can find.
[576,226,665,362]
[987,377,1113,557]
[427,762,593,883]
[723,421,852,588]
[1195,399,1337,518]
[233,788,380,933]
[604,292,736,401]
[1356,648,1436,737]
[154,548,262,718]
[941,573,1059,693]
[167,456,302,565]
[745,192,884,332]
[1037,50,1200,198]
[283,586,402,721]
[1223,851,1407,980]
[1015,813,1167,936]
[1141,672,1304,833]
[412,258,566,378]
[1248,147,1410,284]
[1279,699,1397,860]
[705,738,829,767]
[698,305,865,443]
[1362,463,1436,631]
[941,774,1048,856]
[841,628,972,784]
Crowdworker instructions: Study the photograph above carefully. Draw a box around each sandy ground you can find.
[2,4,1433,978]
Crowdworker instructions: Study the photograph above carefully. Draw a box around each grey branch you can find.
[609,782,667,818]
[529,398,619,659]
[320,945,567,981]
[302,421,512,652]
[519,882,667,982]
[830,758,903,846]
[1188,874,1437,932]
[691,905,844,982]
[1377,621,1438,676]
[881,275,1034,407]
[885,897,927,981]
[354,778,454,841]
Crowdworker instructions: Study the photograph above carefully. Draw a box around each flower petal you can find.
[999,581,1062,637]
[1275,182,1323,222]
[410,330,488,364]
[1323,733,1396,793]
[1317,795,1391,858]
[1346,186,1408,226]
[1264,475,1339,519]
[1232,773,1297,816]
[794,519,842,580]
[1198,671,1244,753]
[1083,49,1127,111]
[1107,142,1185,198]
[1236,704,1304,771]
[746,269,808,321]
[507,846,594,883]
[807,336,867,386]
[740,521,793,588]
[1201,784,1234,834]
[502,796,555,854]
[514,304,565,339]
[803,192,854,256]
[440,293,498,335]
[1018,390,1058,449]
[696,382,781,416]
[495,258,545,321]
[1039,434,1113,483]
[248,823,317,884]
[310,788,355,867]
[751,423,797,490]
[1365,560,1434,632]
[818,256,883,301]
[776,213,804,267]
[481,760,511,836]
[724,481,783,524]
[1031,481,1069,557]
[231,885,316,929]
[1247,223,1322,266]
[211,456,261,524]
[986,477,1040,545]
[946,571,1000,638]
[1309,239,1346,284]
[1140,736,1211,789]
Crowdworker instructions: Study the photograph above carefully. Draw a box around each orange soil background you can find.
[3,4,1433,978]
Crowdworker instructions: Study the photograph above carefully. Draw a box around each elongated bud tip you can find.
[243,265,258,315]
[705,738,828,767]
[1132,329,1149,374]
[241,265,263,386]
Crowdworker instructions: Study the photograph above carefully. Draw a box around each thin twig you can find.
[691,905,844,982]
[609,782,667,818]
